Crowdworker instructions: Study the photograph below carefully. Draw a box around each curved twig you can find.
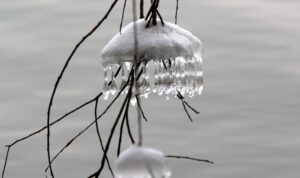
[46,1,119,177]
[94,97,114,177]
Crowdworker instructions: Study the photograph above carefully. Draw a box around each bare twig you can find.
[1,146,10,178]
[183,100,200,114]
[136,95,148,122]
[140,0,144,18]
[46,1,119,177]
[125,113,135,144]
[45,68,132,172]
[175,0,179,24]
[181,99,193,122]
[119,0,128,33]
[165,155,214,164]
[3,65,121,177]
[88,75,134,178]
[94,97,114,177]
[117,91,132,157]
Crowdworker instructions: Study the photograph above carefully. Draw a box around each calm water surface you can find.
[1,0,300,178]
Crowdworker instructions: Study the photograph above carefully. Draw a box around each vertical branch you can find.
[136,95,148,122]
[140,0,144,18]
[132,0,143,147]
[88,73,134,178]
[1,146,10,178]
[46,1,119,177]
[119,0,128,33]
[94,97,114,177]
[117,93,131,157]
[175,0,179,24]
[125,114,135,144]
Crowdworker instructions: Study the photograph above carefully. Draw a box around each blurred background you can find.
[0,0,300,177]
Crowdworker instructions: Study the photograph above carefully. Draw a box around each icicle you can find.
[153,60,159,93]
[103,67,110,100]
[109,70,117,95]
[120,65,128,94]
[139,63,150,98]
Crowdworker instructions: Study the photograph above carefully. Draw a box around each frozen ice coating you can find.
[115,146,171,178]
[100,19,204,100]
[101,19,202,65]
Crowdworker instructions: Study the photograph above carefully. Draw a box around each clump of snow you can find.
[101,19,202,66]
[115,146,171,178]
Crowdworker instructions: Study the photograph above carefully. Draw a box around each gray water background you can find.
[1,0,300,177]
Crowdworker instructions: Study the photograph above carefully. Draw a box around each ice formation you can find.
[115,146,171,178]
[100,19,203,99]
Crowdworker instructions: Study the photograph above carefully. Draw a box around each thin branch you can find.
[175,0,179,24]
[1,146,10,178]
[88,78,133,178]
[183,100,200,114]
[177,90,200,114]
[3,66,121,177]
[119,0,127,33]
[140,0,144,18]
[156,10,164,26]
[45,69,132,172]
[125,113,135,144]
[46,1,119,177]
[117,92,131,157]
[181,99,193,122]
[165,155,214,164]
[94,97,114,177]
[136,95,148,122]
[4,67,121,169]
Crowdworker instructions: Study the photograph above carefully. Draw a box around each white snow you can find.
[101,19,202,66]
[114,146,171,178]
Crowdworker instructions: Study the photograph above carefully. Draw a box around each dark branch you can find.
[45,69,132,172]
[88,65,136,178]
[140,0,144,18]
[125,113,135,144]
[1,146,10,178]
[117,91,132,157]
[165,155,214,164]
[94,97,114,177]
[46,1,119,177]
[175,0,179,24]
[119,0,127,33]
[88,82,133,178]
[136,95,148,122]
[181,99,193,122]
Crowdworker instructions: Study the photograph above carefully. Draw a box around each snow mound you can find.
[115,146,171,178]
[101,19,202,66]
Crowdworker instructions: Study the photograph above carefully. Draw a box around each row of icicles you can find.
[102,56,203,101]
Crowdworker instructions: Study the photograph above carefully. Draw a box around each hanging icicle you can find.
[100,19,203,100]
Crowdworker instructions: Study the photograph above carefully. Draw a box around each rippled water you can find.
[1,0,300,178]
